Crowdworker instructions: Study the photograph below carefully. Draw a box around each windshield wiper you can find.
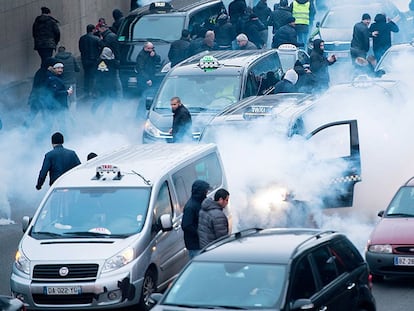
[31,231,63,238]
[166,304,246,310]
[386,213,414,217]
[146,37,171,44]
[63,231,112,237]
[188,107,208,112]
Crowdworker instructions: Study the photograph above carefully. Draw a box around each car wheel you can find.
[139,269,157,311]
[371,273,384,282]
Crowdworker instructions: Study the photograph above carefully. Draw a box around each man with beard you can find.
[169,96,192,143]
[182,180,211,259]
[135,41,161,97]
[310,38,336,93]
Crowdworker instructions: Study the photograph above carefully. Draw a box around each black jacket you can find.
[79,32,104,66]
[46,71,69,110]
[272,24,302,48]
[244,18,267,48]
[32,14,60,50]
[168,37,191,67]
[269,7,292,33]
[351,21,371,54]
[273,79,296,93]
[101,29,120,59]
[369,14,399,55]
[310,39,334,92]
[172,104,192,143]
[253,1,272,25]
[36,145,81,188]
[55,51,80,85]
[96,58,120,97]
[214,20,236,48]
[135,48,161,88]
[182,180,210,250]
[228,0,247,23]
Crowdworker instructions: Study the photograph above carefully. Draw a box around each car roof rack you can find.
[291,230,337,257]
[199,227,263,254]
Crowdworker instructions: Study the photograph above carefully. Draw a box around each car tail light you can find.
[368,274,373,289]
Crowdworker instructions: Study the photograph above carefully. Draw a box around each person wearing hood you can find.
[273,68,298,93]
[310,38,336,93]
[32,7,60,67]
[369,13,399,62]
[110,9,125,34]
[272,16,303,48]
[92,47,120,113]
[198,188,230,248]
[182,180,211,259]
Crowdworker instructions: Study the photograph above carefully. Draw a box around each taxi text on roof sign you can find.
[199,55,220,71]
[96,165,120,176]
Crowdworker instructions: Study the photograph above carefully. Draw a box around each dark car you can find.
[308,1,408,61]
[142,49,284,143]
[150,228,376,311]
[0,295,25,311]
[117,0,226,91]
[199,93,361,214]
[366,176,414,282]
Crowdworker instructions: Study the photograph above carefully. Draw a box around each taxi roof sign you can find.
[277,44,298,51]
[95,164,122,180]
[149,2,173,13]
[199,55,220,71]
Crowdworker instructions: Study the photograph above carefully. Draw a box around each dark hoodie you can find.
[182,180,210,250]
[110,9,124,34]
[369,13,399,61]
[198,197,229,248]
[310,39,334,92]
[32,14,60,50]
[55,51,80,85]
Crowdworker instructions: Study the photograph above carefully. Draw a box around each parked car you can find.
[143,50,284,143]
[366,176,414,281]
[0,295,25,311]
[150,228,376,311]
[117,0,226,91]
[374,41,414,80]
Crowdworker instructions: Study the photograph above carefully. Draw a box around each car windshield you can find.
[386,186,414,217]
[163,261,286,309]
[377,49,414,73]
[30,187,151,238]
[132,15,185,41]
[154,75,242,112]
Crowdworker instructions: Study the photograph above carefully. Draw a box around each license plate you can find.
[44,286,82,295]
[394,256,414,266]
[128,77,137,83]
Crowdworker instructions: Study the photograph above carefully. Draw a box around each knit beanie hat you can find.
[284,69,298,85]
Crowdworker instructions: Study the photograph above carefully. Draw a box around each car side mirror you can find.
[146,97,154,110]
[148,293,163,308]
[316,21,320,28]
[160,214,173,231]
[291,298,314,310]
[22,216,31,233]
[378,210,384,217]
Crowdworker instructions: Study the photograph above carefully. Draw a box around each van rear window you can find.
[132,15,185,41]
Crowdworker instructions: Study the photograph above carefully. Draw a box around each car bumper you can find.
[366,251,414,277]
[10,268,143,310]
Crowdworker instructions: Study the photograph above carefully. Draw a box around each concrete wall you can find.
[0,0,130,106]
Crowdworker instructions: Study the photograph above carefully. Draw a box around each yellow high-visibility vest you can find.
[292,1,310,25]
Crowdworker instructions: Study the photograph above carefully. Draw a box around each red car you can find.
[365,176,414,281]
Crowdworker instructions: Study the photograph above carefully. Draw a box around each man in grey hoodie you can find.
[198,188,230,248]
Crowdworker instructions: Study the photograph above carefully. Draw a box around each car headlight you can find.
[368,244,392,253]
[15,250,30,274]
[102,247,134,273]
[144,119,163,138]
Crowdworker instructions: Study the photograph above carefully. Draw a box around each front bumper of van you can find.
[10,268,143,310]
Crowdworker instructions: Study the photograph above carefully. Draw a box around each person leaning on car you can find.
[198,188,230,248]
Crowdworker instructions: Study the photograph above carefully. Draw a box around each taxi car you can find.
[276,44,310,72]
[374,41,414,80]
[366,176,414,281]
[149,228,376,311]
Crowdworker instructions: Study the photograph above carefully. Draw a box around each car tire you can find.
[371,273,384,282]
[139,269,157,311]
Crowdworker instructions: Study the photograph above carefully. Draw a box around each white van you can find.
[11,143,228,310]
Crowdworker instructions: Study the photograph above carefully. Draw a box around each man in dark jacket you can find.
[310,38,336,93]
[214,14,236,49]
[273,68,298,93]
[272,16,303,48]
[79,24,104,98]
[228,0,247,24]
[253,0,272,26]
[269,0,292,34]
[350,13,376,62]
[294,60,317,93]
[168,29,191,67]
[110,9,124,34]
[55,46,80,88]
[32,7,60,67]
[46,62,73,111]
[135,41,161,96]
[369,13,399,62]
[170,96,192,143]
[245,13,267,49]
[182,180,211,259]
[36,132,81,189]
[198,188,230,248]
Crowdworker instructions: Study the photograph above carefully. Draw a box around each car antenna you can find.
[131,170,151,185]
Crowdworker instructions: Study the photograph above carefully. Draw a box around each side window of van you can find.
[188,4,224,36]
[153,181,173,231]
[172,152,223,211]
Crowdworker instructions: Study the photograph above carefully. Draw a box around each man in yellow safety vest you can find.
[290,0,315,47]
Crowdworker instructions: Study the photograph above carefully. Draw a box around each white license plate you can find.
[44,286,82,295]
[128,77,137,83]
[394,256,414,266]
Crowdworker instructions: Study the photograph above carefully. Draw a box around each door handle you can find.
[174,225,181,231]
[347,282,355,290]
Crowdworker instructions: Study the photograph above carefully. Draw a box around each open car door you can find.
[306,120,361,208]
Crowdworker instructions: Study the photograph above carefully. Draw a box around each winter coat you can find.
[198,197,229,248]
[253,1,272,25]
[135,48,161,89]
[182,180,211,250]
[32,14,60,50]
[110,9,124,34]
[350,21,371,57]
[55,51,80,86]
[244,18,267,48]
[36,145,81,188]
[79,32,104,67]
[214,20,237,48]
[46,70,69,110]
[294,62,317,93]
[272,24,302,48]
[273,79,296,93]
[172,104,192,143]
[369,14,399,61]
[269,7,292,33]
[101,29,120,59]
[96,58,120,98]
[168,37,191,67]
[229,0,247,23]
[310,39,334,92]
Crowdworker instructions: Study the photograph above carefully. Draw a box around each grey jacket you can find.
[198,197,229,248]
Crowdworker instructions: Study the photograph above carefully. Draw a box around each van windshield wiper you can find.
[386,213,414,217]
[165,304,246,309]
[31,231,63,238]
[63,231,112,237]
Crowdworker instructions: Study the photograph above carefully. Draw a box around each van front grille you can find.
[33,264,99,279]
[33,293,94,305]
